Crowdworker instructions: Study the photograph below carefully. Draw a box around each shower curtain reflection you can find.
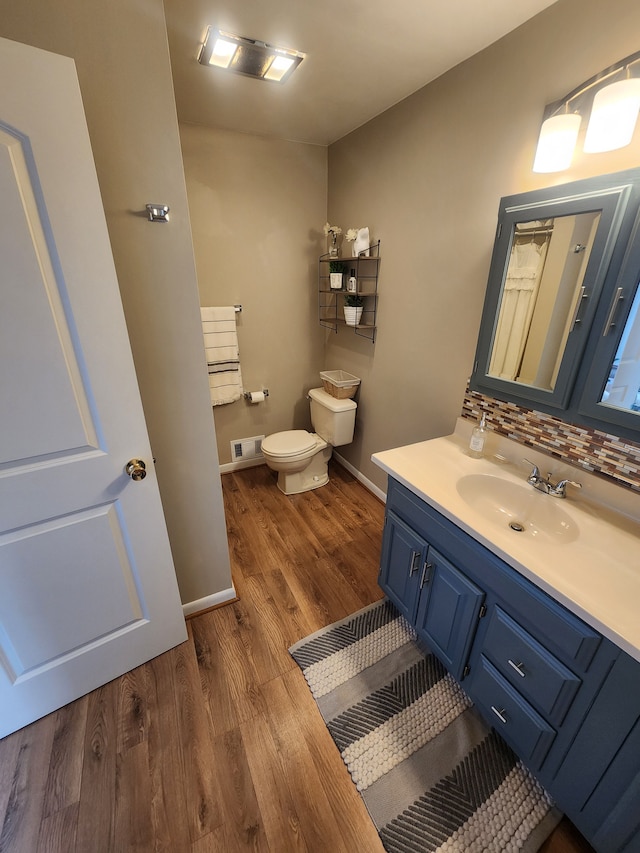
[489,223,549,381]
[488,212,601,391]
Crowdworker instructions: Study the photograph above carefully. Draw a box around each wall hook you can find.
[146,204,170,222]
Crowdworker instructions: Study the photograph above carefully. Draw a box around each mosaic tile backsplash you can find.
[462,387,640,493]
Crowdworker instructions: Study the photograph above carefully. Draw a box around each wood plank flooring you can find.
[0,461,594,852]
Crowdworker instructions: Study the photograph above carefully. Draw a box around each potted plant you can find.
[344,293,364,326]
[329,260,346,290]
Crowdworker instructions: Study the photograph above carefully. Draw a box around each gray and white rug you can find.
[289,599,562,853]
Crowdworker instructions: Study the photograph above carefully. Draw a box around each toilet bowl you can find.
[261,387,357,495]
[261,430,332,495]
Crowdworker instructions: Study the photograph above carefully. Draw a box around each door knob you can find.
[125,459,146,481]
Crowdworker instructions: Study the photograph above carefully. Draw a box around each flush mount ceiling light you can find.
[533,50,640,173]
[197,27,304,83]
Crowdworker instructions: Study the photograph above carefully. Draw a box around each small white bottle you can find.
[469,414,487,458]
[347,269,357,293]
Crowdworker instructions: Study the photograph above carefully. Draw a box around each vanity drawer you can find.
[386,478,434,536]
[483,607,581,726]
[469,656,556,770]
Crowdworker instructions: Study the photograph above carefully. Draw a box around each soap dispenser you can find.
[469,414,487,458]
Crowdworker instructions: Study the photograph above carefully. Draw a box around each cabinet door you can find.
[579,210,640,437]
[414,547,484,679]
[552,652,640,848]
[379,510,427,624]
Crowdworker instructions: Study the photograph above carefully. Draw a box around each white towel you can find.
[201,306,243,406]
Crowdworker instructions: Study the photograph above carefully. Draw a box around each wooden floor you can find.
[0,462,595,852]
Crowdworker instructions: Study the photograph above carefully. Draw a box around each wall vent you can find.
[230,435,265,461]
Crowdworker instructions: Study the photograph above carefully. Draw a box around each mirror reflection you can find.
[489,212,601,390]
[601,282,640,413]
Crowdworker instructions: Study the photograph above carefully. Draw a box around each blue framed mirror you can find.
[471,168,640,442]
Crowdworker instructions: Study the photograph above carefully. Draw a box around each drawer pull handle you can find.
[603,286,624,336]
[508,659,526,678]
[420,562,433,589]
[491,706,508,724]
[570,285,588,330]
[409,551,421,576]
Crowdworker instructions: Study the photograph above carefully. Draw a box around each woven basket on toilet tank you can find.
[319,370,360,399]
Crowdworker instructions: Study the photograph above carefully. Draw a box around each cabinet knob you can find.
[508,659,526,678]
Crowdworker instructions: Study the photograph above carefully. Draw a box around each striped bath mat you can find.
[289,599,562,853]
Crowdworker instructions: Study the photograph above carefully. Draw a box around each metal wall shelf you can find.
[318,240,380,343]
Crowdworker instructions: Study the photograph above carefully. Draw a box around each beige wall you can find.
[326,0,640,494]
[0,0,233,606]
[179,124,327,463]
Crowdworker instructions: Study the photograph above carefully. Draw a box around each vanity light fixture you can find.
[197,27,304,83]
[583,77,640,153]
[532,112,582,173]
[533,50,640,173]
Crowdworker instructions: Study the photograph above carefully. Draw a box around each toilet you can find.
[261,387,357,495]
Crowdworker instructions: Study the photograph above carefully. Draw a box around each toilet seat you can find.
[261,429,318,458]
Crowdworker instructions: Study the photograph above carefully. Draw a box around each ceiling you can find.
[164,0,559,147]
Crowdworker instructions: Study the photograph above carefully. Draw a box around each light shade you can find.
[263,54,296,82]
[208,37,237,70]
[533,113,582,173]
[583,78,640,153]
[198,28,304,83]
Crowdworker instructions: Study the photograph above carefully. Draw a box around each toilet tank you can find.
[308,387,357,446]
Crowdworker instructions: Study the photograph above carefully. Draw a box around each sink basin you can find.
[456,473,579,543]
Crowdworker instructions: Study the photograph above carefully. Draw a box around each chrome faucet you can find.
[523,459,581,499]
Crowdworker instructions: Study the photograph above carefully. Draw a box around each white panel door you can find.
[0,37,187,739]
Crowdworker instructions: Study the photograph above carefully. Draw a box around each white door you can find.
[0,37,187,739]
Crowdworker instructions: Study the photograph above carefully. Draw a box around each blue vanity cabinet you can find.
[378,476,639,852]
[379,478,485,679]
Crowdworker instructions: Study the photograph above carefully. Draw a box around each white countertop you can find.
[372,430,640,663]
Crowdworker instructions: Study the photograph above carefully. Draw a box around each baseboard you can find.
[219,457,266,474]
[218,450,387,503]
[333,452,387,503]
[182,585,237,618]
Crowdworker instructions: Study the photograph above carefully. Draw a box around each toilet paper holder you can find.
[244,389,269,401]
